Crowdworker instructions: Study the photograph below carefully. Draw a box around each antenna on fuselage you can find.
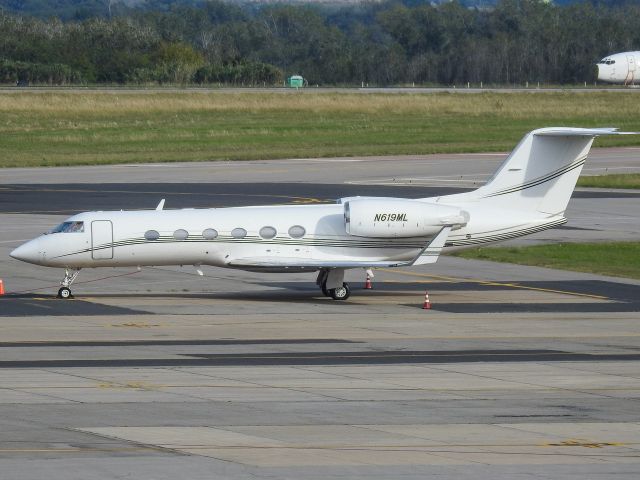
[156,199,165,211]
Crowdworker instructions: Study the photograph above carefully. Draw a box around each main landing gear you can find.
[57,268,80,299]
[328,283,351,301]
[316,269,351,301]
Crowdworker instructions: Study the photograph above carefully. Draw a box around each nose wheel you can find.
[57,287,72,299]
[57,268,80,299]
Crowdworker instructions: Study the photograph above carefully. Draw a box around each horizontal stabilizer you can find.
[532,127,639,136]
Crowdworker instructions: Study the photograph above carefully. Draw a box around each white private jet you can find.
[10,127,637,300]
[597,51,640,85]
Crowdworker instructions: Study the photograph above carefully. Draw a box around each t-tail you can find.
[431,127,638,247]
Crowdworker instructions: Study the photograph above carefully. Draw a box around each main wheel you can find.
[57,287,72,299]
[329,282,351,301]
[321,281,329,297]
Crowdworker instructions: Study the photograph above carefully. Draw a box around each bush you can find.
[0,59,84,85]
[194,62,283,85]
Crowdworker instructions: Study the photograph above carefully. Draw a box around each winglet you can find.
[156,199,165,211]
[410,226,451,266]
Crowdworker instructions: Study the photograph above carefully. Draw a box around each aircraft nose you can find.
[10,239,41,265]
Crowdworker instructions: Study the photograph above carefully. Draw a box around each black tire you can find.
[57,287,72,299]
[321,281,329,297]
[329,282,350,301]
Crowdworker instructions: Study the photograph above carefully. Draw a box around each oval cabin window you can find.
[231,228,247,239]
[173,229,189,240]
[144,230,160,241]
[288,225,306,238]
[202,228,218,240]
[259,226,277,239]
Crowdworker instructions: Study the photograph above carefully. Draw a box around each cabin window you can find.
[203,228,218,240]
[173,229,189,240]
[288,225,306,238]
[259,226,277,239]
[50,221,84,233]
[144,230,160,241]
[231,227,247,239]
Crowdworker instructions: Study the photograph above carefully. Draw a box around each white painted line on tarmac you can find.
[346,177,488,186]
[583,166,640,172]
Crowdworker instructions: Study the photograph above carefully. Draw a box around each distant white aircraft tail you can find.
[442,127,636,216]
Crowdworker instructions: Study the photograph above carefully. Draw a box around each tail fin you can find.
[449,127,636,215]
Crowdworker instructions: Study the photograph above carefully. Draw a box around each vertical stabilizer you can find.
[424,127,638,248]
[467,128,631,215]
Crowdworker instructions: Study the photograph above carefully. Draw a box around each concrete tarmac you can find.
[1,150,640,479]
[2,147,640,185]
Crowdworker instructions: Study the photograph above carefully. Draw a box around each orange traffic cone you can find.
[0,279,4,295]
[364,273,372,289]
[422,290,431,310]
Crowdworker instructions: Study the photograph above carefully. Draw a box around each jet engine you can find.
[344,198,468,238]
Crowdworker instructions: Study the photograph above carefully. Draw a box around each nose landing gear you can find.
[58,287,72,299]
[57,268,80,299]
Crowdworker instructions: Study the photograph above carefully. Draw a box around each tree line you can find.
[0,0,639,86]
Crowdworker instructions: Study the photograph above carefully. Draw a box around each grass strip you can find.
[453,242,640,280]
[1,91,639,168]
[577,174,640,189]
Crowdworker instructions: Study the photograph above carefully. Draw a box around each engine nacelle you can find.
[344,198,468,238]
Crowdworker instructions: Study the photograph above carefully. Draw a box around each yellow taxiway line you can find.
[383,269,610,301]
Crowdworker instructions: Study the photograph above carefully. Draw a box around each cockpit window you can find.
[598,58,615,65]
[50,221,84,233]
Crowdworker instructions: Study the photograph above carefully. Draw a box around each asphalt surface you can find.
[2,350,640,369]
[3,278,640,316]
[1,183,640,215]
[0,183,463,214]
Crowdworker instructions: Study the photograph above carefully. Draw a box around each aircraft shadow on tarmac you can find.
[2,279,639,315]
[2,349,640,369]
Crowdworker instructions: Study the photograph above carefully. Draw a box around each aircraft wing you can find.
[228,227,452,270]
[410,226,451,266]
[227,258,409,269]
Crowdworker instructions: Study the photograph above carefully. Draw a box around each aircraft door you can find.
[91,220,113,260]
[627,55,636,84]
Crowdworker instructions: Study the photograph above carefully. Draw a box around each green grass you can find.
[577,174,640,189]
[454,242,640,280]
[1,91,640,167]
